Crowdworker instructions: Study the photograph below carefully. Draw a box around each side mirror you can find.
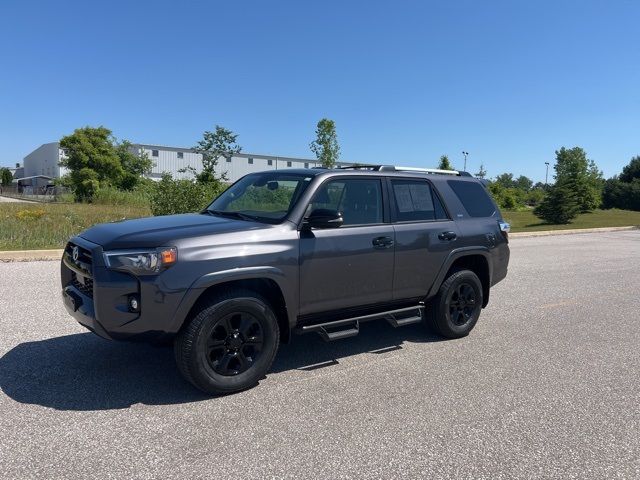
[304,208,344,229]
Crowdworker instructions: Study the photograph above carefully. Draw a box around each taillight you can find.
[498,220,511,242]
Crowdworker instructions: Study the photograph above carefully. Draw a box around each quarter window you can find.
[447,180,496,217]
[391,180,448,222]
[308,179,383,226]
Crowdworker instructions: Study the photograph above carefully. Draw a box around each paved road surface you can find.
[1,231,639,479]
[0,195,32,203]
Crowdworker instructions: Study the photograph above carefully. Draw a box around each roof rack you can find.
[337,165,471,176]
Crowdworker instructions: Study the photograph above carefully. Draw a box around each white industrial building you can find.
[20,142,352,184]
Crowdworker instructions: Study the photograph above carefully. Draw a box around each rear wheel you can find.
[174,290,280,395]
[426,269,483,338]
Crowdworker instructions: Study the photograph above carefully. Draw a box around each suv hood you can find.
[79,213,270,250]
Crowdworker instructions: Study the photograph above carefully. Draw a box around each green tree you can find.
[534,180,580,224]
[60,126,123,201]
[553,147,603,212]
[475,164,487,179]
[1,167,13,186]
[310,118,340,168]
[494,173,515,189]
[116,141,153,190]
[619,155,640,183]
[515,175,533,191]
[189,125,241,184]
[438,155,454,170]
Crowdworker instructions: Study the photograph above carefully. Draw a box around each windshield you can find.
[206,172,314,223]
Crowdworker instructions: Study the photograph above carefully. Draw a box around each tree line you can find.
[42,120,640,222]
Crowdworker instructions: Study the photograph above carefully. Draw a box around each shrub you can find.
[92,185,151,208]
[534,182,580,224]
[150,174,226,216]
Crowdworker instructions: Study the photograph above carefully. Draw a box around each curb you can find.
[0,249,63,262]
[0,226,637,261]
[510,225,638,238]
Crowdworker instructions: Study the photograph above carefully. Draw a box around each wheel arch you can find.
[171,267,294,343]
[427,248,492,308]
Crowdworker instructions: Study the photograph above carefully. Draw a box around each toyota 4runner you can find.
[61,165,510,394]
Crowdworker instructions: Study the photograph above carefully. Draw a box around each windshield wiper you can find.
[205,210,259,222]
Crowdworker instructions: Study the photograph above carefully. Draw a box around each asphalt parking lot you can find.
[1,231,639,479]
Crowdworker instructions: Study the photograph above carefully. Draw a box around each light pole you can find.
[462,151,469,172]
[545,162,550,185]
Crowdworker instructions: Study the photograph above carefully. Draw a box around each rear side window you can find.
[448,180,496,217]
[391,179,449,222]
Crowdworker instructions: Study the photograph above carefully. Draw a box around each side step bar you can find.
[299,305,425,342]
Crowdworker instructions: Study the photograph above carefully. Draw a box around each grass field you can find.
[1,200,639,250]
[0,202,151,250]
[504,208,640,232]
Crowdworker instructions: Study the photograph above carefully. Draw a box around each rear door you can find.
[388,177,460,301]
[299,177,395,316]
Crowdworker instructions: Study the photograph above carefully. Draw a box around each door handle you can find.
[438,231,457,241]
[372,236,394,248]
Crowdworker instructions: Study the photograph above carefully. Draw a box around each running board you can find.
[299,305,424,342]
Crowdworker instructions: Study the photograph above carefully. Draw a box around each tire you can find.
[174,289,280,395]
[426,269,483,339]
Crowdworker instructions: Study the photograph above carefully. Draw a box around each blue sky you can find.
[1,0,638,181]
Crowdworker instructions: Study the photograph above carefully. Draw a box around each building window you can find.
[287,161,292,167]
[152,150,159,157]
[248,157,254,165]
[304,163,309,168]
[268,159,273,166]
[177,152,184,159]
[226,157,232,162]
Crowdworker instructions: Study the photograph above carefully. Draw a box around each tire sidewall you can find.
[191,297,279,392]
[438,271,483,337]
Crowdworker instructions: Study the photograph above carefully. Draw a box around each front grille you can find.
[71,272,94,298]
[65,242,94,298]
[65,242,93,267]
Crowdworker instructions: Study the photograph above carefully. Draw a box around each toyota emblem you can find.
[72,246,79,262]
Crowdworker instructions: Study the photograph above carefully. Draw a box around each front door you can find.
[299,177,394,316]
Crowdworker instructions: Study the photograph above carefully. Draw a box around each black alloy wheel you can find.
[425,269,483,339]
[447,282,478,327]
[206,312,264,376]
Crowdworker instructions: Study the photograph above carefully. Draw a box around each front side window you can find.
[307,178,383,226]
[207,172,313,223]
[391,179,448,222]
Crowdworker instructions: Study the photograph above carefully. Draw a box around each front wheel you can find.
[174,290,280,395]
[426,269,483,338]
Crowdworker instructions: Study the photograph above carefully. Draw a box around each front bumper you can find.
[61,236,187,342]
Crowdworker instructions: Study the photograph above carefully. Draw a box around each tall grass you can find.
[0,203,151,250]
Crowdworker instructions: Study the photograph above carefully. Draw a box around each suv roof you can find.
[271,165,478,182]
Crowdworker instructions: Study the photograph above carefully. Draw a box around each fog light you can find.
[129,296,139,312]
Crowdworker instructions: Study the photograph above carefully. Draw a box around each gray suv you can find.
[61,166,510,395]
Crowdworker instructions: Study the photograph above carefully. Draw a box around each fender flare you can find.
[426,247,493,300]
[169,266,295,334]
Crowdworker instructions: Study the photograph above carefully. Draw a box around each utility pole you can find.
[545,162,550,186]
[462,151,469,172]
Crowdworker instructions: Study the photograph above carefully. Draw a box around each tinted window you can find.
[391,180,448,222]
[308,179,383,225]
[448,180,496,217]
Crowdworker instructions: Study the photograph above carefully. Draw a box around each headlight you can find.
[103,247,177,275]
